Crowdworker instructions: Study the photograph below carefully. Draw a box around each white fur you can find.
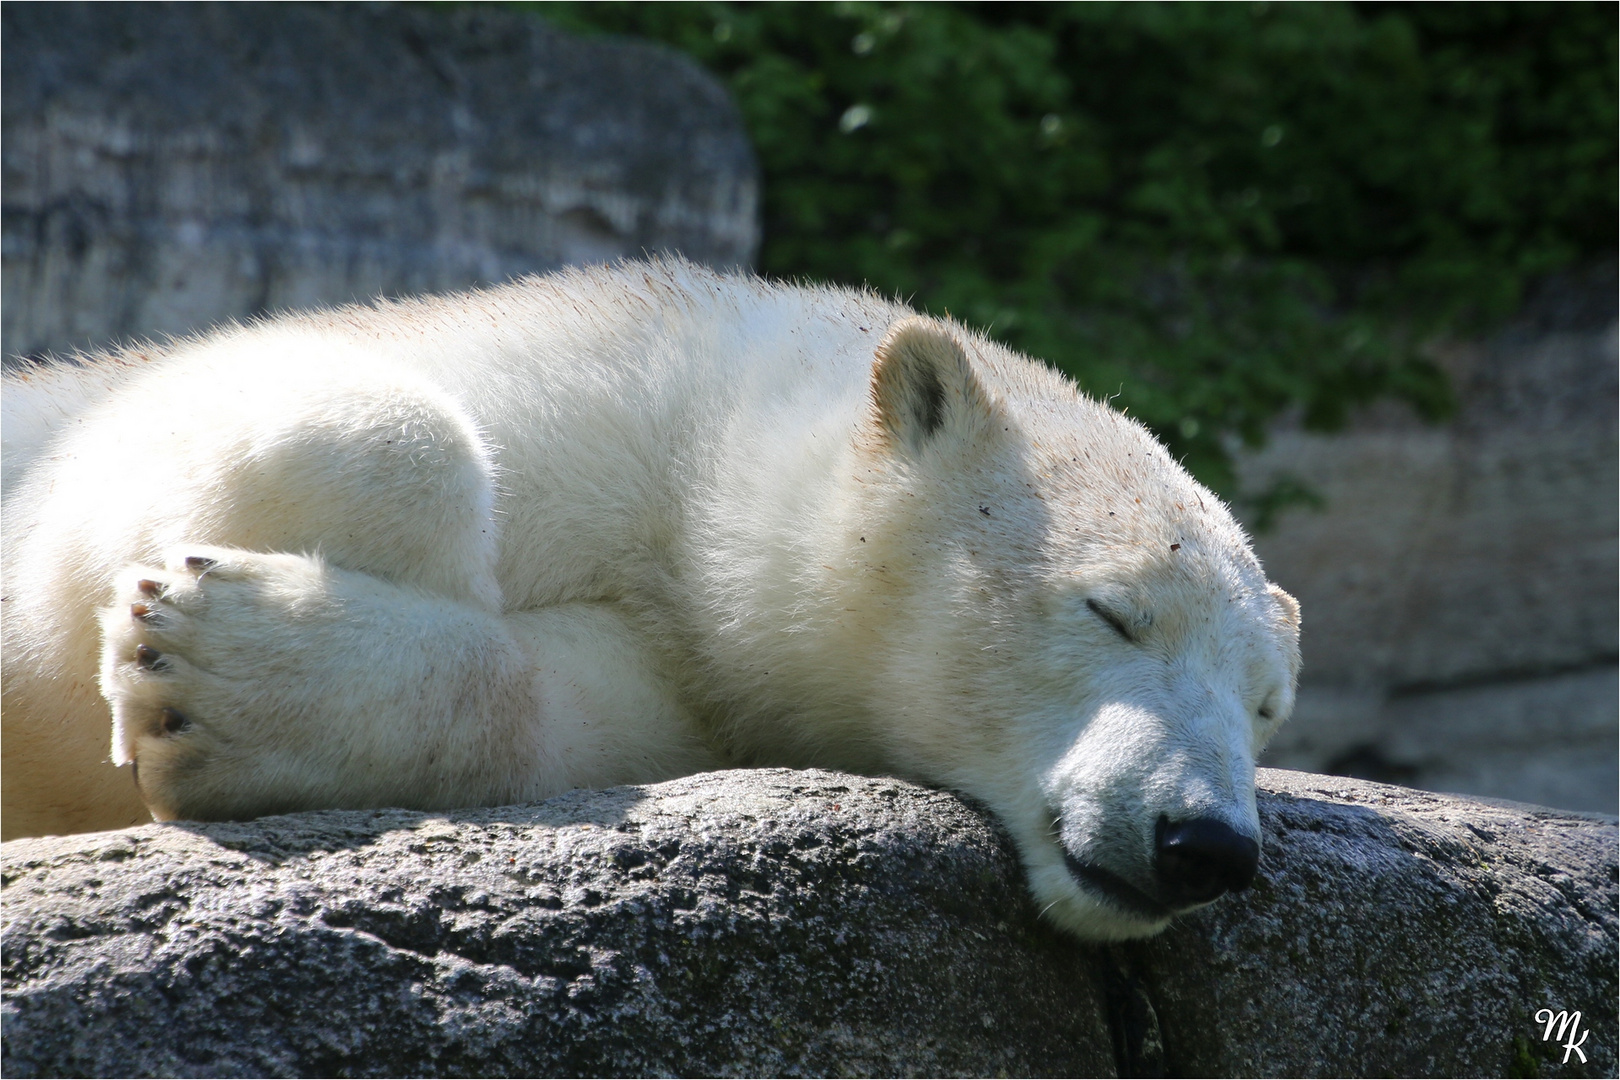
[1,259,1299,940]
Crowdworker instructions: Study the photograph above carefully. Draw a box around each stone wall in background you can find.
[1,2,758,362]
[1245,264,1618,814]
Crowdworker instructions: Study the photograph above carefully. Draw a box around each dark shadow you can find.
[1322,742,1421,786]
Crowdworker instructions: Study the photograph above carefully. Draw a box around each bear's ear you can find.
[1267,583,1300,631]
[1268,583,1302,678]
[869,317,993,453]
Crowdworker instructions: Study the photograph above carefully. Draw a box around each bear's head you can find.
[852,317,1302,941]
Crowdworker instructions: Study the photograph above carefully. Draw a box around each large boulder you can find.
[3,769,1614,1078]
[1,2,758,363]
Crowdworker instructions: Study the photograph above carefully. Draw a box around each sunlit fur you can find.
[1,258,1299,940]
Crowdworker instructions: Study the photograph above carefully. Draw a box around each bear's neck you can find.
[672,406,900,772]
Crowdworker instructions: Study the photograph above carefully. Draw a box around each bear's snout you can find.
[1153,816,1260,906]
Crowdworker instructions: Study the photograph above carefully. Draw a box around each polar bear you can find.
[1,259,1299,941]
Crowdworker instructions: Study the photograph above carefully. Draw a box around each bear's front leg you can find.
[98,546,646,822]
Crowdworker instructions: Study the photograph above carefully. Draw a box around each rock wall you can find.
[3,770,1615,1078]
[1,2,758,363]
[1244,265,1619,814]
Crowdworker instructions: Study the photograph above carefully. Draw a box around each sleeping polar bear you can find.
[1,259,1299,941]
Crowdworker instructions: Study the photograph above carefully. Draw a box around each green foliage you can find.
[1508,1034,1542,1078]
[528,1,1615,495]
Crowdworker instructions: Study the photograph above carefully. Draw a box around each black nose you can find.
[1154,816,1260,906]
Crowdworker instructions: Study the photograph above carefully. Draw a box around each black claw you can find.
[184,556,217,573]
[134,644,166,671]
[136,579,164,598]
[159,707,191,735]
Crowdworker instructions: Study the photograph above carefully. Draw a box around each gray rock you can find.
[1,2,758,362]
[1266,668,1619,815]
[1244,265,1619,813]
[1134,769,1618,1077]
[1376,669,1618,812]
[4,769,1615,1077]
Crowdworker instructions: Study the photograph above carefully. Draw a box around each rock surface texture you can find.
[3,769,1615,1078]
[1245,265,1619,814]
[1,2,758,362]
